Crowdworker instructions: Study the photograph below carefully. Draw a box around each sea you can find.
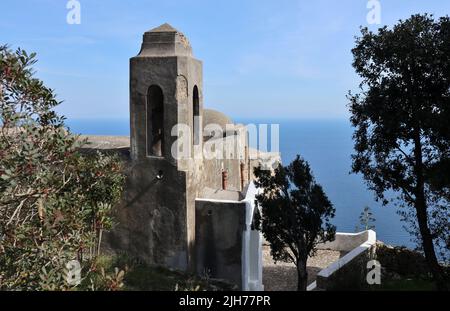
[66,118,415,249]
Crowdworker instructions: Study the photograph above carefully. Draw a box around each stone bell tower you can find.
[130,23,203,162]
[124,23,203,270]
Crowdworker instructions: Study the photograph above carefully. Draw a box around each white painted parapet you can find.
[318,230,376,252]
[314,230,377,290]
[241,182,264,291]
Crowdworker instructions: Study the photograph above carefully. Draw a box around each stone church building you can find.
[86,24,280,290]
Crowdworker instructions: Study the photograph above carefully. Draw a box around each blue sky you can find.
[2,0,449,120]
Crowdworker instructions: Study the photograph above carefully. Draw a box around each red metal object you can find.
[222,170,228,190]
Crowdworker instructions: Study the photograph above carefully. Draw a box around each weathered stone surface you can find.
[195,200,246,288]
[176,75,189,101]
[105,158,189,269]
[139,23,193,57]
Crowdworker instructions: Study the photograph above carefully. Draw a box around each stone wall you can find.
[104,157,190,270]
[318,231,372,252]
[195,200,247,288]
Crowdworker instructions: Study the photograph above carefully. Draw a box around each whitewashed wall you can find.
[241,182,264,291]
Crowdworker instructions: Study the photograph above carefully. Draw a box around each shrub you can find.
[376,244,430,278]
[0,46,125,290]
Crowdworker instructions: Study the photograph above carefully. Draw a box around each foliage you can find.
[355,206,376,232]
[254,155,336,290]
[376,244,430,278]
[348,14,450,290]
[0,45,125,290]
[372,244,450,291]
[95,254,237,291]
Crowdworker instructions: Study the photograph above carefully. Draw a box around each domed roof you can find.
[203,109,233,130]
